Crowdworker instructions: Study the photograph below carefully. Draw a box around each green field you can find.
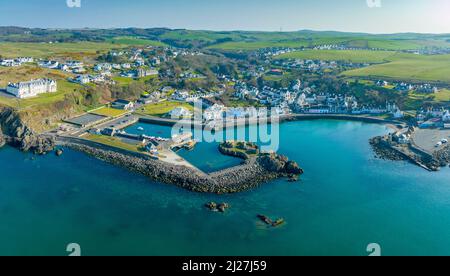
[84,134,140,153]
[275,50,397,63]
[108,36,167,46]
[136,101,194,117]
[208,40,310,51]
[0,42,126,58]
[433,89,450,102]
[0,80,82,110]
[112,75,157,86]
[89,107,129,117]
[344,39,421,50]
[343,53,450,83]
[207,35,450,51]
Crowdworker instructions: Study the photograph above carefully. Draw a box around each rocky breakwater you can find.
[434,145,450,167]
[211,141,304,193]
[370,131,441,171]
[62,139,304,194]
[0,107,55,154]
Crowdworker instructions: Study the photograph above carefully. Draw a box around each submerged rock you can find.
[257,214,285,227]
[205,202,218,211]
[56,149,64,157]
[257,214,273,225]
[272,218,285,227]
[217,203,230,213]
[205,202,230,213]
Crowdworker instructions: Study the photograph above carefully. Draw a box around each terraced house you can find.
[6,78,57,99]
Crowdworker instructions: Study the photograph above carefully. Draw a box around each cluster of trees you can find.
[97,53,128,64]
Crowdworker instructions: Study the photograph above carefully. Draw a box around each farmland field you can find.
[208,40,310,50]
[346,39,423,50]
[108,36,167,46]
[0,42,127,58]
[275,50,397,63]
[342,53,450,83]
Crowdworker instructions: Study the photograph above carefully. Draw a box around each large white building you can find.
[6,79,57,99]
[169,107,193,119]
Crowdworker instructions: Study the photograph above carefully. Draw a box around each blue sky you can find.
[0,0,449,34]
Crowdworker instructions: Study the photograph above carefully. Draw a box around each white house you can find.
[94,63,112,72]
[17,57,34,63]
[38,60,59,69]
[6,79,57,99]
[443,110,450,122]
[204,104,225,121]
[169,107,193,119]
[121,63,131,69]
[75,75,91,84]
[172,90,190,101]
[111,99,134,110]
[393,108,404,119]
[1,59,21,67]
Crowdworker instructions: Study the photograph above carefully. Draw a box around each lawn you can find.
[275,50,397,63]
[342,53,450,83]
[136,101,194,117]
[404,91,435,110]
[0,65,71,87]
[0,65,84,109]
[89,107,129,118]
[84,134,140,153]
[433,89,450,102]
[113,75,157,86]
[0,79,82,110]
[0,42,127,58]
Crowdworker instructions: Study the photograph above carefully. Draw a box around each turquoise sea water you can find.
[1,120,450,256]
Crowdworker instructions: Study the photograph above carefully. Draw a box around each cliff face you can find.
[0,126,5,148]
[0,106,55,153]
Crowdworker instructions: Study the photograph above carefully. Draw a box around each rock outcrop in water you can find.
[0,107,55,154]
[258,153,304,175]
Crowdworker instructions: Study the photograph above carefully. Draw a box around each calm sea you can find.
[1,120,450,256]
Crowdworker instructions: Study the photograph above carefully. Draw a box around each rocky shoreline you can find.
[0,107,55,154]
[370,134,446,171]
[62,140,304,194]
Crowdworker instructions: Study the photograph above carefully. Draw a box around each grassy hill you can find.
[275,50,397,63]
[342,53,450,83]
[2,27,450,51]
[107,36,167,46]
[0,65,86,110]
[0,42,127,59]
